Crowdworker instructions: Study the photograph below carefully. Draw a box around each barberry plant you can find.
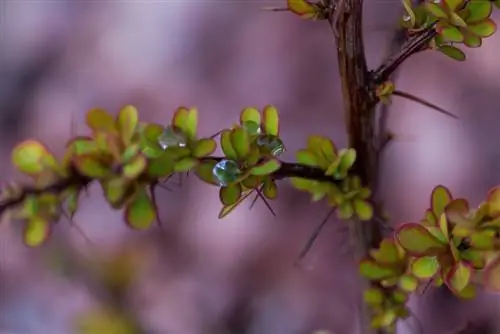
[1,0,499,333]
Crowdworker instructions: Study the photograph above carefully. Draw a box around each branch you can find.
[0,159,337,217]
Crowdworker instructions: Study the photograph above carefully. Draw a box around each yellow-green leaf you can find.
[194,159,219,185]
[123,154,147,179]
[398,275,419,292]
[173,157,199,172]
[431,185,452,217]
[359,260,398,280]
[218,190,253,218]
[262,105,279,136]
[411,256,439,279]
[219,184,242,206]
[86,108,116,133]
[220,130,238,160]
[296,149,319,167]
[11,140,50,175]
[72,154,111,179]
[193,138,217,158]
[102,178,130,207]
[263,178,278,199]
[172,107,198,140]
[24,216,50,247]
[124,188,156,230]
[116,105,139,145]
[353,199,373,221]
[396,223,447,256]
[445,261,472,292]
[250,158,281,176]
[240,107,261,126]
[230,127,250,159]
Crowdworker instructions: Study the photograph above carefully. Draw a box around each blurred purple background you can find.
[0,1,500,334]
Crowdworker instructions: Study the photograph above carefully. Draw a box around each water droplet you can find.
[158,126,187,150]
[433,0,440,3]
[242,121,261,135]
[257,135,285,156]
[212,160,242,186]
[403,15,411,22]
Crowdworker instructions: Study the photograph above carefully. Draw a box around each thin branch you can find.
[392,90,459,119]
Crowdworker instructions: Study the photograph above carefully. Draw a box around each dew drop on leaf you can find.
[403,15,411,22]
[242,121,261,135]
[212,159,242,186]
[257,135,285,156]
[158,126,187,150]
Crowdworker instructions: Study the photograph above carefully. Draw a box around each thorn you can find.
[393,90,459,119]
[261,6,290,12]
[295,207,336,266]
[249,189,259,210]
[61,209,94,246]
[255,187,276,217]
[210,130,224,139]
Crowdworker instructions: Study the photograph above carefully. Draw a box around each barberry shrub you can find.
[1,0,499,333]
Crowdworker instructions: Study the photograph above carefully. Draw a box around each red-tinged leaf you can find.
[250,158,281,176]
[484,256,500,292]
[395,223,447,256]
[124,188,156,230]
[445,261,472,293]
[262,105,279,136]
[11,140,50,175]
[172,106,198,140]
[72,154,111,179]
[86,108,116,133]
[431,185,452,217]
[24,216,51,247]
[359,259,399,280]
[116,105,139,145]
[467,18,496,38]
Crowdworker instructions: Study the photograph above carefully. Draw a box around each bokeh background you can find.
[0,1,499,333]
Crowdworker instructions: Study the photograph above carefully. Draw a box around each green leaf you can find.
[124,188,156,230]
[369,238,401,264]
[86,108,116,133]
[411,256,439,279]
[449,12,467,28]
[359,260,399,280]
[338,202,354,220]
[425,3,449,18]
[220,130,238,161]
[172,107,198,140]
[116,105,138,145]
[363,288,384,305]
[290,177,314,191]
[263,178,278,199]
[287,0,318,18]
[123,154,147,179]
[484,256,500,291]
[230,127,250,159]
[296,149,319,167]
[102,178,130,207]
[12,140,50,175]
[218,190,253,218]
[240,107,261,127]
[463,33,482,48]
[445,261,472,292]
[396,223,447,256]
[219,184,242,206]
[146,154,174,178]
[470,230,495,250]
[438,24,465,42]
[431,185,452,217]
[72,154,111,179]
[66,137,98,156]
[486,186,500,217]
[465,0,492,23]
[338,149,356,173]
[24,216,51,247]
[444,0,464,12]
[193,138,217,158]
[173,157,199,172]
[194,160,219,185]
[455,283,476,299]
[262,105,279,136]
[398,275,419,292]
[467,19,496,38]
[438,45,466,60]
[250,158,281,176]
[353,199,374,221]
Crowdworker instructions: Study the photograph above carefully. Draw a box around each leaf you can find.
[363,288,384,305]
[123,154,147,179]
[455,283,476,299]
[467,18,496,38]
[402,0,416,27]
[290,177,314,191]
[240,107,261,127]
[230,127,250,159]
[425,3,449,18]
[431,185,452,217]
[250,158,281,176]
[337,202,354,220]
[102,178,131,207]
[399,275,419,292]
[124,188,156,230]
[263,178,278,199]
[484,255,500,291]
[72,154,111,179]
[486,186,500,217]
[411,256,439,279]
[359,260,399,280]
[438,45,466,61]
[218,190,253,218]
[172,107,198,140]
[470,230,495,250]
[445,261,472,292]
[220,130,238,161]
[116,105,138,145]
[466,0,492,23]
[370,238,401,264]
[296,149,319,167]
[287,0,317,19]
[396,223,447,256]
[24,216,50,247]
[444,0,464,12]
[86,108,116,133]
[338,149,357,173]
[193,138,217,158]
[146,154,174,178]
[438,24,465,42]
[261,105,279,136]
[462,33,482,48]
[194,159,219,186]
[12,140,50,175]
[219,184,242,206]
[353,199,374,221]
[173,157,199,172]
